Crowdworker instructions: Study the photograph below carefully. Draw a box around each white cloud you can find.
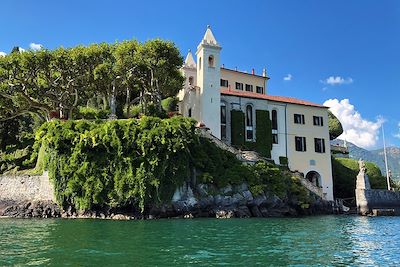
[0,52,6,57]
[29,43,43,51]
[321,76,353,85]
[19,47,26,52]
[324,98,384,149]
[283,74,292,81]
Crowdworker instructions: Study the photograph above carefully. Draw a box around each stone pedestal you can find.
[355,170,371,215]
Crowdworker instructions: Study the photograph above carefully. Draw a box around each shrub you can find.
[76,107,110,120]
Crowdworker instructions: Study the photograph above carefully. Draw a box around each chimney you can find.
[252,68,255,75]
[262,68,267,77]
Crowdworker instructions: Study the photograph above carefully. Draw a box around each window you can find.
[272,134,278,144]
[314,138,326,153]
[313,116,324,126]
[208,55,214,67]
[235,82,243,90]
[245,84,253,92]
[221,103,227,139]
[295,136,307,152]
[188,108,192,117]
[199,57,202,70]
[220,79,228,87]
[246,105,254,140]
[256,86,264,94]
[294,114,305,124]
[272,110,278,130]
[188,76,194,85]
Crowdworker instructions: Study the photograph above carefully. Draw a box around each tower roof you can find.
[198,25,220,48]
[184,50,196,68]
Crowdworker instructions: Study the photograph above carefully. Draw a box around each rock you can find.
[215,209,235,219]
[220,184,233,195]
[253,194,267,207]
[198,195,214,210]
[250,206,262,217]
[196,184,209,197]
[217,196,235,207]
[242,190,254,202]
[235,206,251,218]
[259,207,269,217]
[232,193,246,206]
[184,213,194,219]
[235,183,248,192]
[112,214,129,220]
[1,200,60,218]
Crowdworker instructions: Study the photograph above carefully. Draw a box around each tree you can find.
[328,110,343,140]
[135,39,184,115]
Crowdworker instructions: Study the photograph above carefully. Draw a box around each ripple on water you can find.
[1,216,400,266]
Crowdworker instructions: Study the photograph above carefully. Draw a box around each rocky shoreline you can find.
[1,182,338,220]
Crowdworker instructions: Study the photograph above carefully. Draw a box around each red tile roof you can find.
[220,88,327,108]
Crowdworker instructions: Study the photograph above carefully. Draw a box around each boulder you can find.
[235,206,251,218]
[215,209,235,219]
[242,190,254,202]
[250,205,263,217]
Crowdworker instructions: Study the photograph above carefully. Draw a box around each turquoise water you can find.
[1,216,399,266]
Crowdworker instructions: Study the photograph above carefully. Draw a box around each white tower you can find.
[196,25,222,138]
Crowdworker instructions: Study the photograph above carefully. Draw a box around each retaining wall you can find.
[356,188,400,215]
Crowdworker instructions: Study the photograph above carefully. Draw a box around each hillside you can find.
[332,139,400,180]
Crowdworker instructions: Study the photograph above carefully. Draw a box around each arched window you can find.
[188,76,194,85]
[272,110,278,130]
[221,102,227,139]
[199,57,202,70]
[208,55,214,67]
[246,105,254,140]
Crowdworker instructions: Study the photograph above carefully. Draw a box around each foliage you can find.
[279,156,288,166]
[254,110,272,158]
[0,39,183,121]
[231,109,272,158]
[75,107,110,120]
[231,110,245,146]
[332,157,387,198]
[0,114,38,174]
[161,97,178,112]
[328,111,343,140]
[33,116,197,212]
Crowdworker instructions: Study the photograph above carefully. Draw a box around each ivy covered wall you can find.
[230,109,272,158]
[231,110,245,146]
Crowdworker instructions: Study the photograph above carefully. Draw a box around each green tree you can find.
[135,39,184,115]
[328,110,343,140]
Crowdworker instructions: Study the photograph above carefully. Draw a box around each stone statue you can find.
[358,158,366,173]
[356,158,370,190]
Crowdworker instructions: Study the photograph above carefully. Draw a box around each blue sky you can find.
[1,0,399,149]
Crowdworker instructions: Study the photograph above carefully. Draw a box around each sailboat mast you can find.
[382,125,391,190]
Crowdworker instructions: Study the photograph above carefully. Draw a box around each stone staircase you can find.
[196,127,327,200]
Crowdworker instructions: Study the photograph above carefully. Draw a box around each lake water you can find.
[1,216,399,266]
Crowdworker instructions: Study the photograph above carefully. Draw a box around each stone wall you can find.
[0,172,55,203]
[356,188,400,215]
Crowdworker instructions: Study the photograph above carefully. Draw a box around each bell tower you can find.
[196,25,222,138]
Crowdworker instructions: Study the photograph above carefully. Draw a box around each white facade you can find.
[178,26,334,201]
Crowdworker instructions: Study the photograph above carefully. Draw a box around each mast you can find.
[382,125,391,190]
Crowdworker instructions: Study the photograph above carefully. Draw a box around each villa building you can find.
[177,26,334,201]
